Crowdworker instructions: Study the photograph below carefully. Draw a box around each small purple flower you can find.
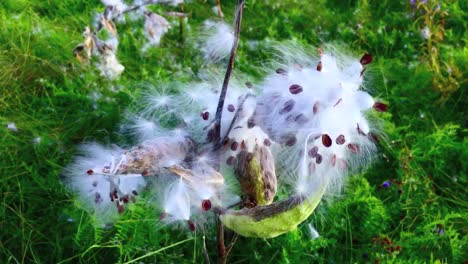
[382,181,391,188]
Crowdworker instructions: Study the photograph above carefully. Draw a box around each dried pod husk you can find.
[234,145,277,208]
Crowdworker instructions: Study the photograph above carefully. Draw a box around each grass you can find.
[0,0,466,263]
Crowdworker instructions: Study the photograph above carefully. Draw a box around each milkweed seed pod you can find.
[234,145,277,208]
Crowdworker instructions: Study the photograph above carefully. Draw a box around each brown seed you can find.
[246,153,254,162]
[142,170,149,176]
[263,138,271,146]
[222,137,230,146]
[87,169,94,175]
[289,84,303,94]
[308,146,318,157]
[285,135,297,146]
[95,192,102,204]
[120,196,129,203]
[201,111,210,120]
[247,118,255,128]
[132,190,138,196]
[308,162,316,174]
[117,203,124,214]
[316,154,323,164]
[368,132,379,143]
[322,134,332,147]
[201,199,212,211]
[294,114,309,124]
[227,104,235,112]
[187,220,196,232]
[241,140,247,150]
[313,102,319,114]
[336,135,346,145]
[279,99,295,114]
[348,143,360,154]
[231,141,239,151]
[226,156,236,165]
[158,212,167,222]
[331,154,337,167]
[360,53,373,65]
[276,68,287,75]
[338,158,348,170]
[373,102,388,112]
[316,61,322,72]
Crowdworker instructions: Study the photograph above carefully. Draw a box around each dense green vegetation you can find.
[0,0,466,263]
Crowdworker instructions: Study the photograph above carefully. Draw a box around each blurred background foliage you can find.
[0,0,466,263]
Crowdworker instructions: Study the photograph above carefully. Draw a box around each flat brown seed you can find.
[276,68,287,75]
[313,102,319,114]
[336,135,346,145]
[201,111,209,120]
[308,146,318,157]
[227,104,235,112]
[373,102,388,112]
[279,99,295,114]
[348,143,360,154]
[322,134,332,147]
[360,53,373,65]
[316,154,323,164]
[226,156,236,165]
[289,84,303,94]
[231,141,239,151]
[285,135,297,146]
[317,61,322,72]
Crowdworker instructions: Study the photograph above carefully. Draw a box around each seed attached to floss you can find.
[276,68,287,75]
[336,135,346,145]
[132,190,138,196]
[247,118,255,128]
[322,134,332,147]
[231,141,239,151]
[117,202,125,214]
[187,220,196,232]
[241,140,247,150]
[158,212,167,222]
[95,192,102,204]
[279,99,295,114]
[263,138,271,146]
[360,53,373,65]
[245,82,253,88]
[201,199,212,211]
[313,102,319,114]
[348,143,360,154]
[226,156,236,166]
[289,84,303,94]
[87,169,94,175]
[331,154,337,167]
[308,146,318,158]
[315,153,323,164]
[373,102,388,112]
[201,111,210,120]
[227,104,235,112]
[316,61,322,72]
[285,135,297,147]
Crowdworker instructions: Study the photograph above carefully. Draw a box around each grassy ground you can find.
[0,0,466,263]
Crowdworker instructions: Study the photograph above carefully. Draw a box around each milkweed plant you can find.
[65,0,389,262]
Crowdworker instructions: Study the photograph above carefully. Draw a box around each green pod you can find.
[234,146,277,207]
[219,184,327,238]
